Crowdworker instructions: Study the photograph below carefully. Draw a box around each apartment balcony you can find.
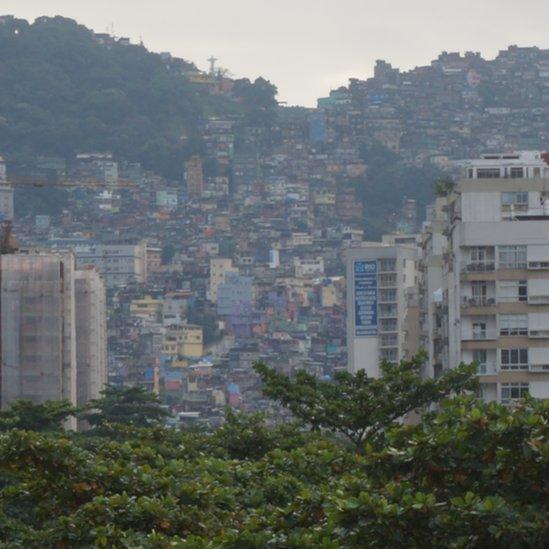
[530,363,549,373]
[461,330,498,341]
[510,204,549,220]
[529,295,549,305]
[378,296,398,304]
[477,363,497,376]
[528,329,549,338]
[461,262,495,274]
[461,296,496,308]
[378,311,398,319]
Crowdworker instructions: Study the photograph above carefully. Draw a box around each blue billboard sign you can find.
[354,260,378,337]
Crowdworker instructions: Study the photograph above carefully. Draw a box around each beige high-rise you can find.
[422,151,549,403]
[1,252,107,426]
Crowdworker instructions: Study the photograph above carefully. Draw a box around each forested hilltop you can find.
[0,16,277,179]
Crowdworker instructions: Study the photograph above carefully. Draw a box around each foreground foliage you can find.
[0,396,546,547]
[254,353,478,450]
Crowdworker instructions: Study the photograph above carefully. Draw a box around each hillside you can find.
[0,16,277,179]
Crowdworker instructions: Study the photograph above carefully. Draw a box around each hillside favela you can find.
[0,9,547,547]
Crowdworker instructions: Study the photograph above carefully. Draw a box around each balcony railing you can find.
[462,330,498,341]
[462,262,495,273]
[477,363,497,375]
[529,329,549,338]
[461,296,496,308]
[528,295,549,304]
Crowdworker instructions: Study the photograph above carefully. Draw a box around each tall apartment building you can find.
[418,197,450,379]
[1,253,77,413]
[75,239,147,288]
[347,243,419,376]
[0,252,107,424]
[185,155,204,199]
[0,156,14,221]
[75,269,107,406]
[423,151,549,403]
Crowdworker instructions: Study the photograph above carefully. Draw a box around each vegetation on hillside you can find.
[0,16,278,179]
[0,356,546,546]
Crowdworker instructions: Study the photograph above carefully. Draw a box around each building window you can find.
[498,246,527,269]
[380,318,398,332]
[499,314,528,336]
[379,259,396,272]
[500,349,529,370]
[498,280,527,302]
[379,289,397,302]
[472,322,487,340]
[477,168,501,178]
[379,274,397,287]
[501,192,528,207]
[379,304,398,318]
[380,348,398,362]
[467,281,496,306]
[380,334,398,347]
[509,167,524,179]
[500,383,529,403]
[473,349,488,374]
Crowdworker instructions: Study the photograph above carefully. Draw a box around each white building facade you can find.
[424,151,549,403]
[347,244,418,376]
[75,240,147,288]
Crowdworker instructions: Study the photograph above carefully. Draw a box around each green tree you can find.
[434,176,456,197]
[254,353,478,451]
[0,399,76,432]
[0,395,545,546]
[80,385,168,428]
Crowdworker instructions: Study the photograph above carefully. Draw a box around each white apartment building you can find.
[347,244,419,376]
[75,239,147,288]
[425,151,549,403]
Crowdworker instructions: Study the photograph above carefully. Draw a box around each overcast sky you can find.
[4,0,549,106]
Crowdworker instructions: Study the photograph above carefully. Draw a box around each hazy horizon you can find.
[3,0,549,106]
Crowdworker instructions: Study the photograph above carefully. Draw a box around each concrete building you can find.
[209,258,237,303]
[294,257,325,278]
[0,253,77,428]
[75,239,147,288]
[162,324,203,359]
[146,246,162,274]
[418,197,450,379]
[217,272,254,316]
[347,243,419,376]
[156,190,179,210]
[425,151,549,403]
[0,156,14,221]
[0,253,108,421]
[185,155,204,199]
[74,269,107,408]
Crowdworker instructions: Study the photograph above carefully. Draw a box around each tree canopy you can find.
[0,395,545,546]
[254,353,478,450]
[0,356,545,545]
[0,399,76,432]
[79,385,169,428]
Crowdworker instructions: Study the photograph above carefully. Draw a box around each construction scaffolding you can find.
[0,253,77,412]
